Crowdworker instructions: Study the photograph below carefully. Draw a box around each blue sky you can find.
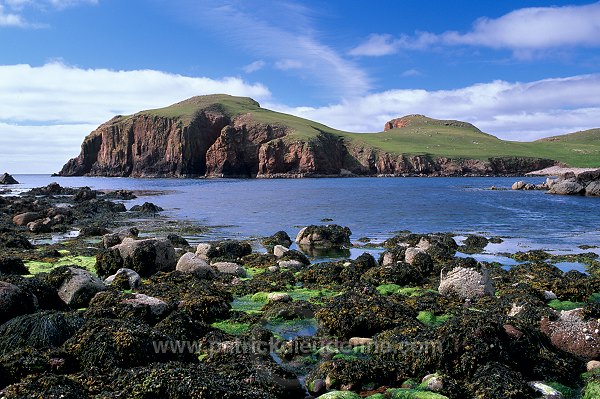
[2,0,600,172]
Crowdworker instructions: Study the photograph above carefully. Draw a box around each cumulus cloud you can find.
[0,62,271,173]
[350,2,600,56]
[0,4,27,26]
[268,74,600,141]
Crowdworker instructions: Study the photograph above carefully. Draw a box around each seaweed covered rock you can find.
[1,373,87,399]
[3,275,66,311]
[262,231,293,253]
[438,266,493,300]
[103,267,141,289]
[129,202,164,213]
[461,235,489,253]
[176,252,215,278]
[203,240,252,262]
[63,318,184,369]
[361,260,431,287]
[0,281,37,325]
[0,257,29,275]
[0,231,33,249]
[154,310,213,342]
[46,266,105,308]
[85,290,170,324]
[166,233,189,248]
[295,225,352,249]
[469,362,536,399]
[97,237,177,277]
[0,311,85,355]
[540,308,600,360]
[316,289,416,339]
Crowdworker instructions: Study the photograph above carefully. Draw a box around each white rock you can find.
[267,292,291,302]
[404,247,425,265]
[176,252,215,278]
[212,262,247,277]
[273,245,290,258]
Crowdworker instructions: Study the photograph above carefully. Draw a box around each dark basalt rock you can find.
[0,257,29,275]
[0,173,18,185]
[262,230,293,253]
[129,202,164,213]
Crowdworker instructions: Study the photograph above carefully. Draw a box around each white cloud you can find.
[267,74,600,141]
[0,62,271,173]
[350,2,600,56]
[401,69,422,77]
[243,60,266,73]
[0,4,27,26]
[0,0,97,28]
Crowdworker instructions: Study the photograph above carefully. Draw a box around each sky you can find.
[2,0,600,173]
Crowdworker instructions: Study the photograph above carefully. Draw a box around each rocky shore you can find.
[1,184,600,398]
[513,168,600,196]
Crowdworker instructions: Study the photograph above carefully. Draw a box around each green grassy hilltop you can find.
[140,94,600,168]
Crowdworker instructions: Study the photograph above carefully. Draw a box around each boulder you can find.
[586,180,600,196]
[438,266,494,300]
[273,245,290,258]
[587,360,600,371]
[277,260,305,270]
[176,252,215,278]
[512,181,525,190]
[540,308,600,360]
[0,173,18,185]
[348,337,373,346]
[129,202,164,213]
[528,381,563,399]
[404,247,425,265]
[0,281,37,324]
[295,225,352,248]
[12,212,42,226]
[79,226,111,237]
[104,268,141,289]
[0,257,29,275]
[73,187,97,201]
[0,232,33,249]
[267,292,291,303]
[102,233,122,249]
[205,240,252,261]
[56,267,106,308]
[262,231,293,252]
[115,237,177,277]
[195,243,212,259]
[211,261,247,277]
[548,179,585,195]
[122,293,169,317]
[27,218,52,233]
[166,233,189,248]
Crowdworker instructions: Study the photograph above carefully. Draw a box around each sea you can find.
[7,175,600,264]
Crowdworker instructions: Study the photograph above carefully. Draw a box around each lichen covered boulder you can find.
[438,265,494,300]
[96,237,177,277]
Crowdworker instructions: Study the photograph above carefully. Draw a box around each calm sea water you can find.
[8,175,600,254]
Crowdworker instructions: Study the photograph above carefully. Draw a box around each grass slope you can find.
[134,95,600,168]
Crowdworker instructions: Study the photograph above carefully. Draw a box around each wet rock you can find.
[273,245,290,258]
[279,249,311,265]
[528,381,563,399]
[439,266,494,300]
[129,201,163,213]
[262,230,293,253]
[212,261,247,277]
[0,257,29,275]
[104,268,141,289]
[166,233,189,247]
[586,180,600,196]
[0,281,37,324]
[104,189,136,200]
[540,308,600,359]
[108,237,177,277]
[52,267,106,308]
[26,219,52,233]
[308,378,326,395]
[176,252,215,278]
[267,292,291,303]
[73,187,97,202]
[0,232,33,249]
[12,212,42,226]
[205,240,252,261]
[122,293,169,317]
[295,225,351,249]
[462,234,489,253]
[0,311,85,354]
[79,225,110,237]
[0,173,18,185]
[102,232,122,248]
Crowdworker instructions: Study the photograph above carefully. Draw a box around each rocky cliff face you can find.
[59,106,556,178]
